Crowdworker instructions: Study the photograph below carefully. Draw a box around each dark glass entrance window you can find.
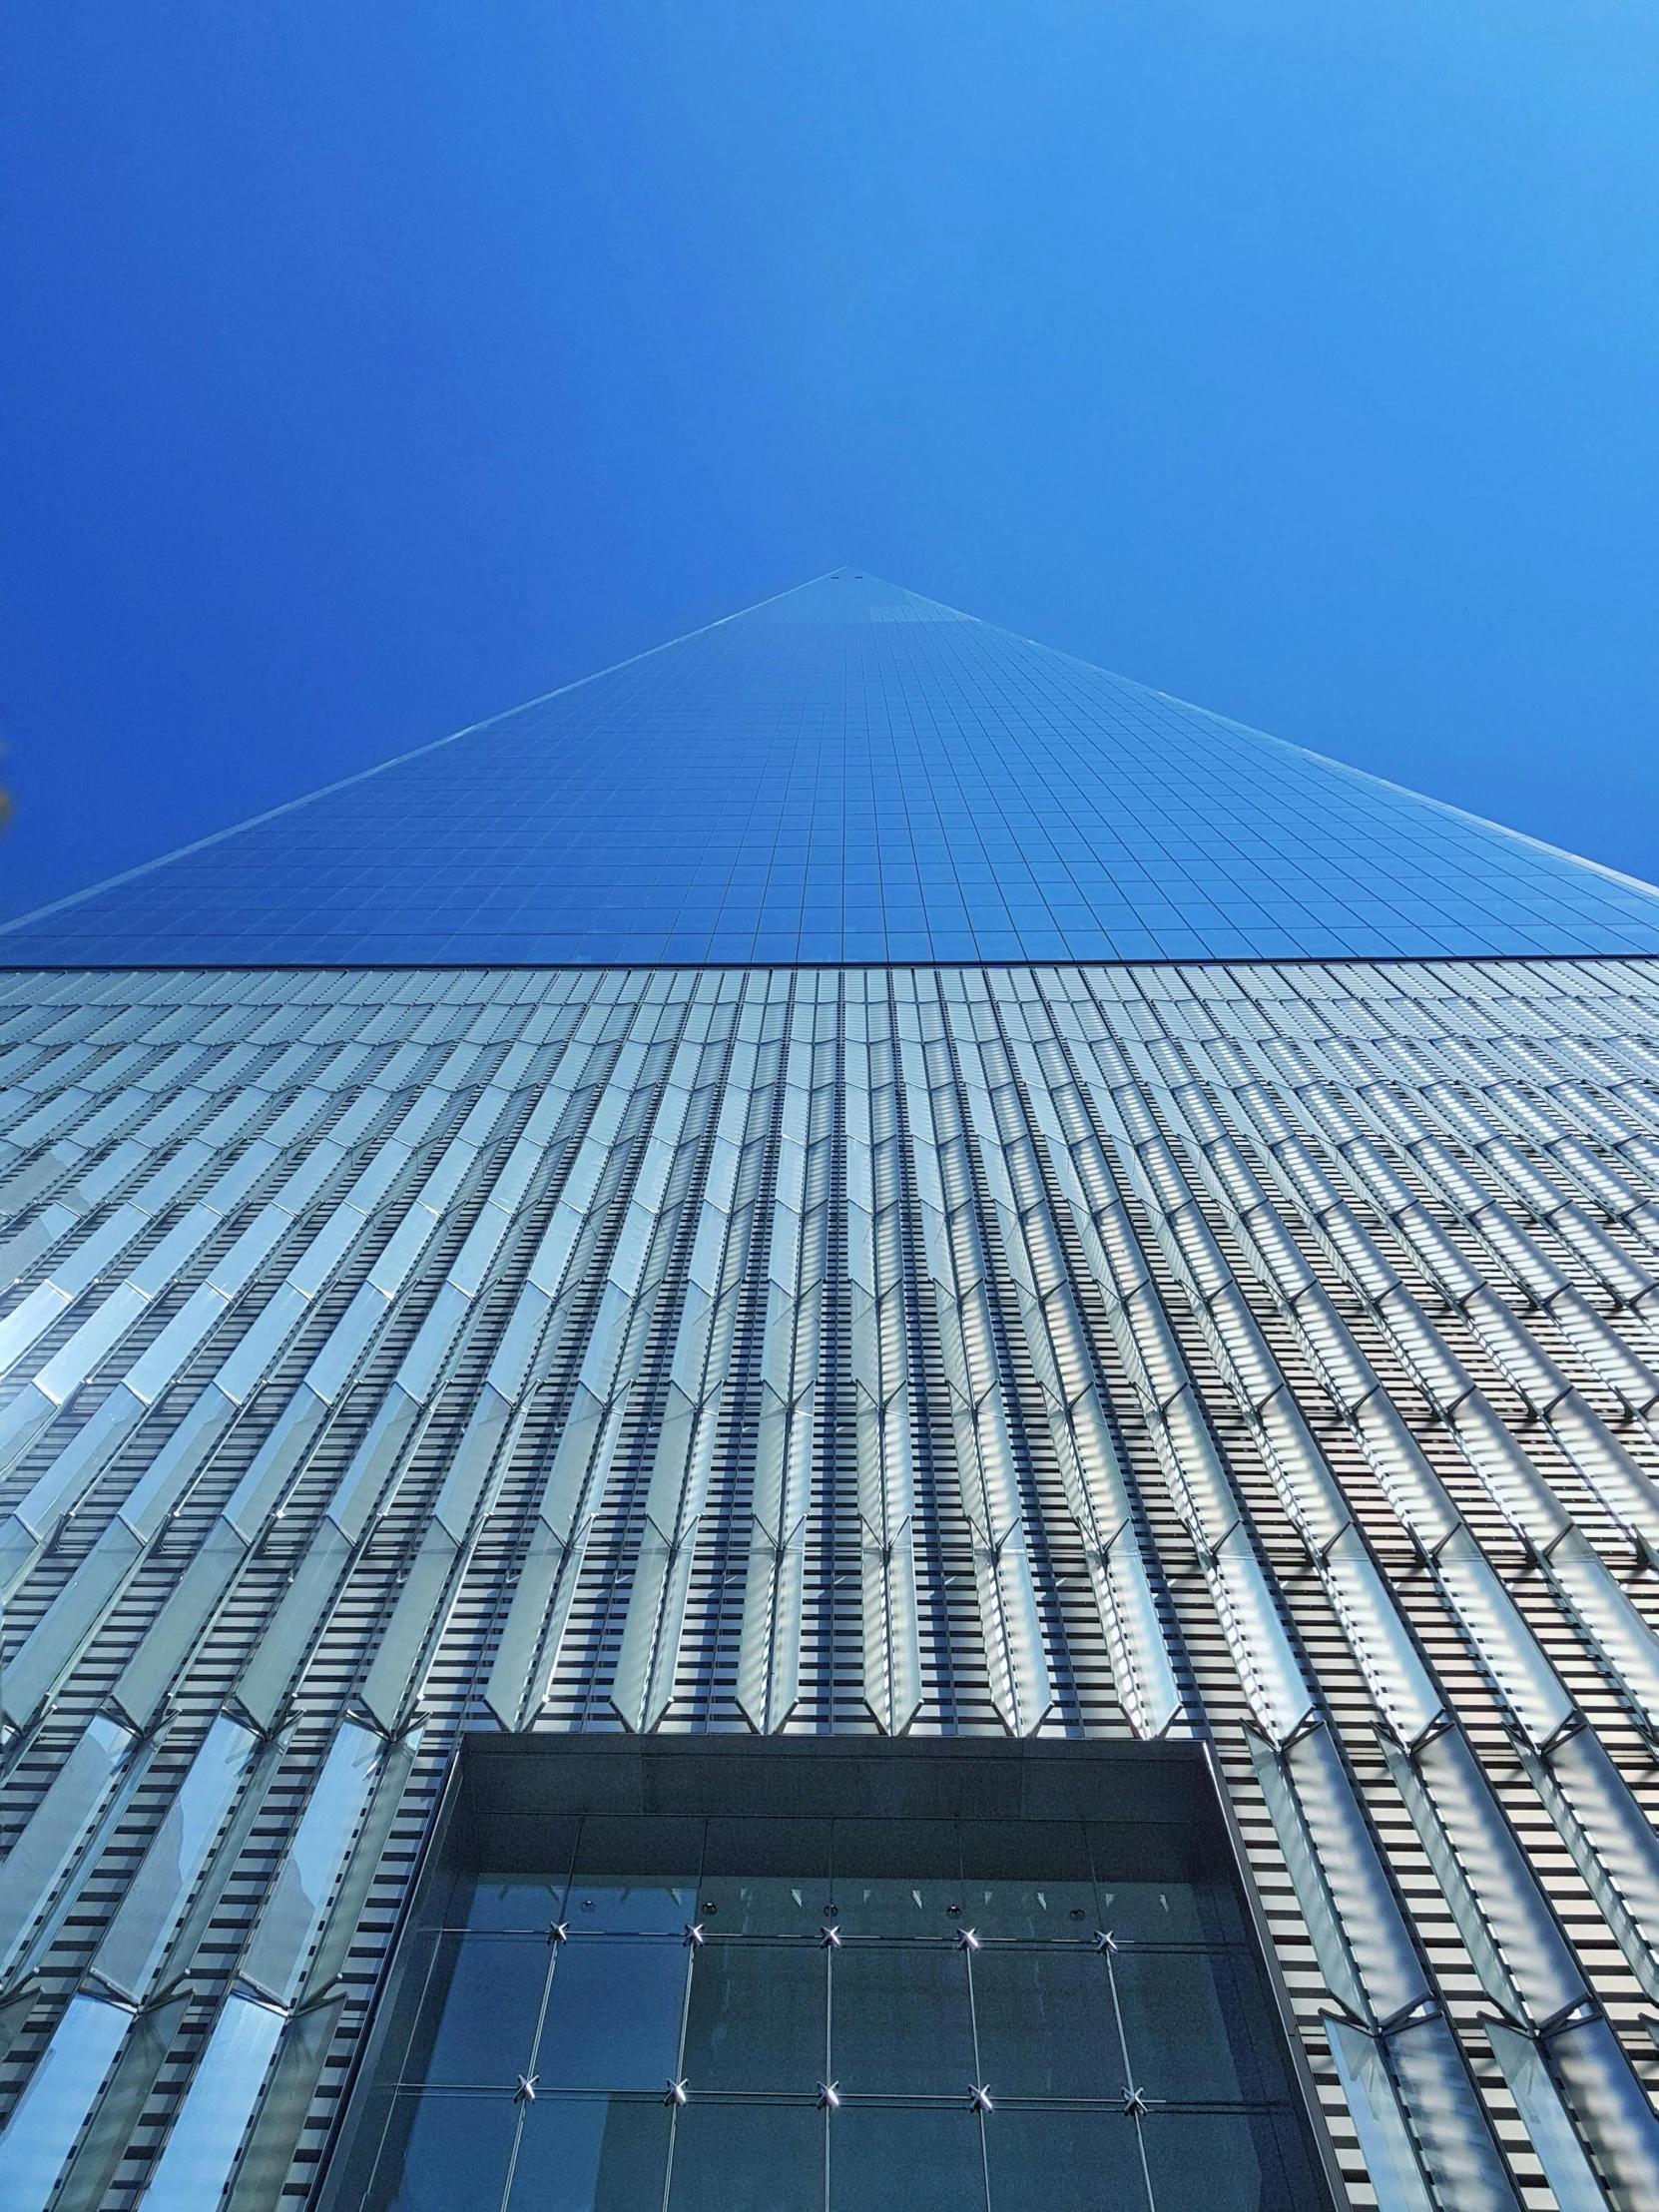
[350,1762,1330,2212]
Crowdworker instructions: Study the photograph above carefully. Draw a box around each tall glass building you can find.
[2,571,1659,2211]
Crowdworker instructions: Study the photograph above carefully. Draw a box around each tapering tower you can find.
[4,574,1659,2211]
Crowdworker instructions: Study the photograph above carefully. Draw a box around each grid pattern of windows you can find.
[363,1823,1318,2212]
[6,572,1659,968]
[7,954,1659,2212]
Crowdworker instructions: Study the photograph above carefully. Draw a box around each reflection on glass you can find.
[563,1882,697,1934]
[696,1876,825,1936]
[983,2106,1150,2212]
[367,1848,1324,2212]
[829,2105,985,2212]
[832,1880,961,1936]
[1111,1948,1257,2103]
[507,2095,672,2212]
[831,1946,974,2095]
[413,1936,551,2085]
[1090,1884,1212,1943]
[667,2102,824,2212]
[953,1882,1097,1940]
[535,1939,687,2089]
[465,1880,566,1933]
[1139,2111,1278,2212]
[970,1949,1119,2100]
[372,2094,517,2212]
[683,1940,826,2091]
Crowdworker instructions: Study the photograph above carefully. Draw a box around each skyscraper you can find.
[2,570,1659,2210]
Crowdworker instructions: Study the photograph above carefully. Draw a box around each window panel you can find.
[507,2095,672,2212]
[666,2102,825,2212]
[409,1936,551,2086]
[683,1939,827,2092]
[534,1938,689,2090]
[829,2104,986,2212]
[369,2093,517,2212]
[1138,2112,1293,2212]
[970,1948,1119,2101]
[831,1945,975,2096]
[982,2106,1149,2212]
[1110,1948,1260,2104]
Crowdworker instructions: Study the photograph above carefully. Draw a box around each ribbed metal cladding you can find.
[3,956,1659,2209]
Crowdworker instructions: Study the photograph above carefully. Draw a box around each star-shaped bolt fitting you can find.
[1092,1929,1118,1954]
[682,1923,704,1947]
[969,2083,994,2114]
[1121,2086,1163,2118]
[664,2078,690,2107]
[955,1927,980,1951]
[547,1921,570,1945]
[819,1924,841,1949]
[514,2073,539,2105]
[817,2081,841,2110]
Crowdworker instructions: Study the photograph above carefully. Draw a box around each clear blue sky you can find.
[3,1,1657,923]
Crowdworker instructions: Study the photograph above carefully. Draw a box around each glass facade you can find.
[370,1884,1301,2212]
[341,1744,1329,2212]
[4,576,1659,2212]
[5,571,1659,968]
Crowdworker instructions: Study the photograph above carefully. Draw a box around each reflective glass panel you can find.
[1111,1947,1265,2104]
[409,1936,551,2086]
[465,1880,568,1934]
[1139,2112,1295,2212]
[831,1879,962,1936]
[829,2104,986,2212]
[982,2106,1149,2212]
[563,1882,698,1935]
[506,2096,672,2212]
[695,1875,826,1936]
[20,572,1645,969]
[969,1948,1120,2101]
[666,2102,824,2212]
[363,1843,1328,2212]
[1089,1882,1227,1945]
[534,1938,688,2090]
[369,2093,517,2212]
[682,1939,827,2092]
[830,1945,975,2095]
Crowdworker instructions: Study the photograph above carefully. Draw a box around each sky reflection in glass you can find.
[8,571,1658,968]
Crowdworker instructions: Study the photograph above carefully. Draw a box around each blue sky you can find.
[3,1,1658,922]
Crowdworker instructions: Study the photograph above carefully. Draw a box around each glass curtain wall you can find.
[362,1815,1320,2212]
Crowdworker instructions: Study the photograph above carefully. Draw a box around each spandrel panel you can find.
[465,1879,571,1933]
[1089,1881,1216,1944]
[694,1876,827,1936]
[562,1882,699,1935]
[953,1882,1098,1940]
[830,1820,963,1935]
[534,1938,688,2090]
[832,1881,964,1936]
